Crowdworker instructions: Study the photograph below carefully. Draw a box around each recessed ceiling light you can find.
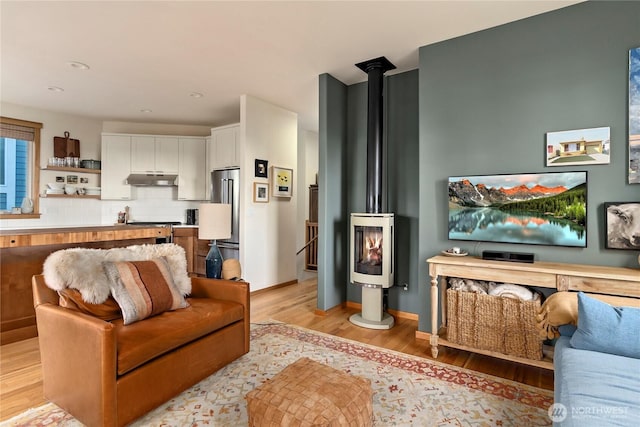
[140,109,153,113]
[47,86,64,92]
[68,61,90,70]
[189,92,204,98]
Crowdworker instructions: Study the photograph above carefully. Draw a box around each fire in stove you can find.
[365,233,383,265]
[355,227,383,275]
[350,213,394,288]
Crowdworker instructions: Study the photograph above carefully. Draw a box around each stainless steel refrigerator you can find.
[211,168,240,260]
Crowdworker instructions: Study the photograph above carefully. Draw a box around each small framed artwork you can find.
[604,202,640,250]
[55,176,65,183]
[80,177,89,184]
[66,175,78,184]
[253,182,269,203]
[255,159,268,178]
[271,166,293,198]
[546,127,610,166]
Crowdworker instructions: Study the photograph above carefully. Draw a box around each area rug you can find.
[2,322,553,426]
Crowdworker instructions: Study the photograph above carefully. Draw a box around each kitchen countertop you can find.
[0,225,171,248]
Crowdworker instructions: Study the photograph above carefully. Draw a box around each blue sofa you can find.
[551,293,640,426]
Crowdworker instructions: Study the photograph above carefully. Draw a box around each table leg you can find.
[430,274,439,358]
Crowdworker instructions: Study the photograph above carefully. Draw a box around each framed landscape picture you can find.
[546,127,610,166]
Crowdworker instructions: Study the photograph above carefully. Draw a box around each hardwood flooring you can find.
[0,278,553,421]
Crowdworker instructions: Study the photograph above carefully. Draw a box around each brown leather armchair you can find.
[33,275,250,427]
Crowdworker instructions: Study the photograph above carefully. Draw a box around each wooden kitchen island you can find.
[0,225,171,344]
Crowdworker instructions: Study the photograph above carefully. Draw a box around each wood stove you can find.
[349,56,396,330]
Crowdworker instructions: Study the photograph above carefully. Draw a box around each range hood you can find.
[125,173,178,186]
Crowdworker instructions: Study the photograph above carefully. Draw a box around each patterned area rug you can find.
[2,323,553,426]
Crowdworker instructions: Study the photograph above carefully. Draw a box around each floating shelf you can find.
[41,194,101,199]
[42,166,101,174]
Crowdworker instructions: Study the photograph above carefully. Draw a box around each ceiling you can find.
[1,1,582,132]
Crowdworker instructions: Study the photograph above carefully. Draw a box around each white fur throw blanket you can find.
[43,243,191,304]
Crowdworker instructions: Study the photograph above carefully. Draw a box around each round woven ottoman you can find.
[246,357,373,426]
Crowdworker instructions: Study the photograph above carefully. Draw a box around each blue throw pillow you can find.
[558,324,577,337]
[570,292,640,359]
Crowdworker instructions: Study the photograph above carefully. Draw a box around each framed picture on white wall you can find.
[271,166,293,198]
[253,182,269,203]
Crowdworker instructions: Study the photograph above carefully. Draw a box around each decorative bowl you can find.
[47,182,65,190]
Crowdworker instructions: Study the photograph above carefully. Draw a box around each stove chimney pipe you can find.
[355,56,396,214]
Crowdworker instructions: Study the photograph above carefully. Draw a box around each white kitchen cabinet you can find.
[178,137,207,200]
[131,136,179,173]
[204,135,212,195]
[155,137,180,172]
[101,134,132,200]
[208,124,239,170]
[130,136,154,172]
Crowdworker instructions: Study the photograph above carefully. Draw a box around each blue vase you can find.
[205,242,224,279]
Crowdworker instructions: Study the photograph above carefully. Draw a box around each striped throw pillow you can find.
[103,257,189,325]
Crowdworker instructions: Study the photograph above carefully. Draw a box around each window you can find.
[0,117,42,218]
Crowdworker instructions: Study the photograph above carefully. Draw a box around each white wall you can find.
[2,102,104,162]
[103,121,211,136]
[0,102,202,229]
[296,129,319,281]
[240,95,298,291]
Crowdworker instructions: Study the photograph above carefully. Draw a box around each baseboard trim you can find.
[250,279,298,296]
[314,302,347,316]
[345,301,419,321]
[415,330,431,341]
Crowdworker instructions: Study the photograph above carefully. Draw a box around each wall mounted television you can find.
[448,171,587,248]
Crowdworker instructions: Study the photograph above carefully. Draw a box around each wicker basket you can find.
[446,288,543,360]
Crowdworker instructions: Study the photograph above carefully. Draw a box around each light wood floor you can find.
[0,278,553,421]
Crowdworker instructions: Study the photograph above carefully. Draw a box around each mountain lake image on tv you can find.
[448,172,587,247]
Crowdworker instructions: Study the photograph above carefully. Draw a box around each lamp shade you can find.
[198,203,232,240]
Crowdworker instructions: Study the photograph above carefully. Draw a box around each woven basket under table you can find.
[446,288,543,360]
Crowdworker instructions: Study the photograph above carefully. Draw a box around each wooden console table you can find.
[426,255,640,369]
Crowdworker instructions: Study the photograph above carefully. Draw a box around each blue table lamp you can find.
[198,203,232,279]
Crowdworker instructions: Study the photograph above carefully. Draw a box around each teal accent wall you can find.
[319,1,639,326]
[385,71,421,312]
[320,70,421,313]
[345,80,367,303]
[318,73,349,310]
[418,1,640,331]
